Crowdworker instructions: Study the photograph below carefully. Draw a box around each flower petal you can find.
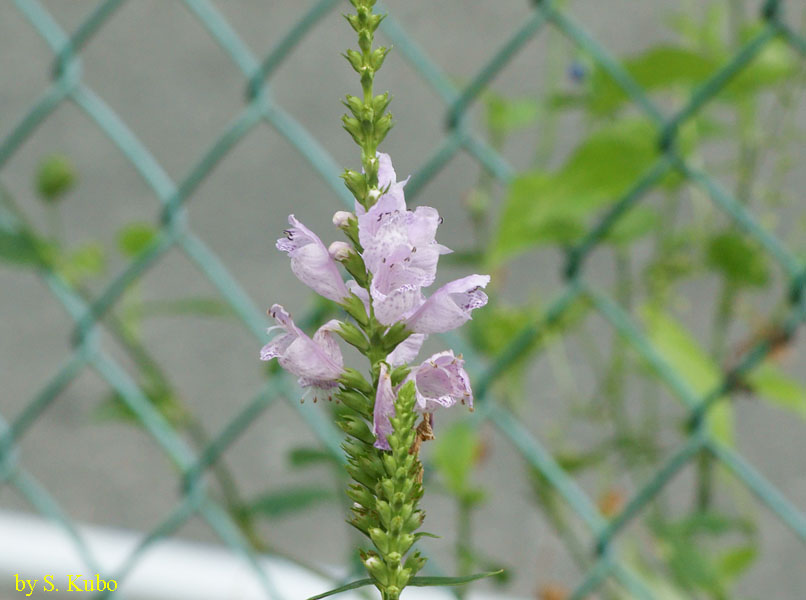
[386,333,426,366]
[406,274,490,334]
[276,215,349,303]
[373,363,396,450]
[262,305,344,384]
[410,350,474,413]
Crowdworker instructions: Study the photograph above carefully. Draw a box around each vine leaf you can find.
[306,570,504,600]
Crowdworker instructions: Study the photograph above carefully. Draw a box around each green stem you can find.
[455,500,473,599]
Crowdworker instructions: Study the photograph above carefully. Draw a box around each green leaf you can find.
[467,302,540,358]
[118,222,158,257]
[728,35,798,96]
[409,571,504,587]
[288,446,340,469]
[57,242,106,285]
[306,578,374,600]
[717,545,757,580]
[93,386,187,427]
[605,206,660,245]
[36,154,76,202]
[492,119,660,263]
[664,537,723,594]
[306,571,504,600]
[590,46,716,114]
[706,231,769,287]
[245,486,335,519]
[642,307,733,445]
[746,363,806,419]
[0,200,55,267]
[432,421,483,502]
[659,511,755,537]
[0,229,53,267]
[486,93,539,136]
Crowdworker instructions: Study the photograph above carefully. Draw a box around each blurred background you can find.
[2,0,806,598]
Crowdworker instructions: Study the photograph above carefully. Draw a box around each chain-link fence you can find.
[1,0,805,598]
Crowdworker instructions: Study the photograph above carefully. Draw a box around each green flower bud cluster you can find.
[337,375,427,600]
[341,0,393,211]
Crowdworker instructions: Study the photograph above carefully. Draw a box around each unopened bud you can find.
[368,188,381,201]
[332,210,354,229]
[328,241,354,262]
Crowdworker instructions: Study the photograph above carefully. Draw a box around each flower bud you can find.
[328,241,354,262]
[332,210,354,229]
[340,367,374,395]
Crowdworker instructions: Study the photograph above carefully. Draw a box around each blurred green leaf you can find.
[245,486,335,519]
[36,154,76,202]
[118,222,158,257]
[94,386,186,427]
[717,545,757,580]
[57,242,106,285]
[287,446,340,469]
[306,571,503,600]
[590,46,716,114]
[433,421,484,503]
[746,363,806,419]
[606,206,660,245]
[728,34,798,96]
[0,228,54,267]
[663,511,755,537]
[642,307,733,445]
[467,301,540,358]
[664,537,724,595]
[706,231,769,287]
[492,119,660,263]
[486,93,539,137]
[0,199,56,267]
[554,448,607,473]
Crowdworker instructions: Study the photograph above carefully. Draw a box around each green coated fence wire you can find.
[1,0,806,598]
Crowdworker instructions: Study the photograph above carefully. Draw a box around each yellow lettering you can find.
[68,574,83,591]
[43,574,55,591]
[108,579,118,591]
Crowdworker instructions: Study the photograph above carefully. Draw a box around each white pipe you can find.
[0,511,515,599]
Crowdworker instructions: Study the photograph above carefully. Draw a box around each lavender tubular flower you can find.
[371,351,474,451]
[405,274,491,334]
[410,350,473,413]
[277,215,350,303]
[259,304,343,401]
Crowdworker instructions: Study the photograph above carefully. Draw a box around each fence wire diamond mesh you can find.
[1,0,805,598]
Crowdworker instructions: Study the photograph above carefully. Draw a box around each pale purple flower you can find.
[276,215,350,303]
[410,350,473,413]
[373,362,397,450]
[386,333,426,367]
[377,152,397,191]
[372,349,473,449]
[356,154,451,325]
[406,274,490,334]
[260,304,344,401]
